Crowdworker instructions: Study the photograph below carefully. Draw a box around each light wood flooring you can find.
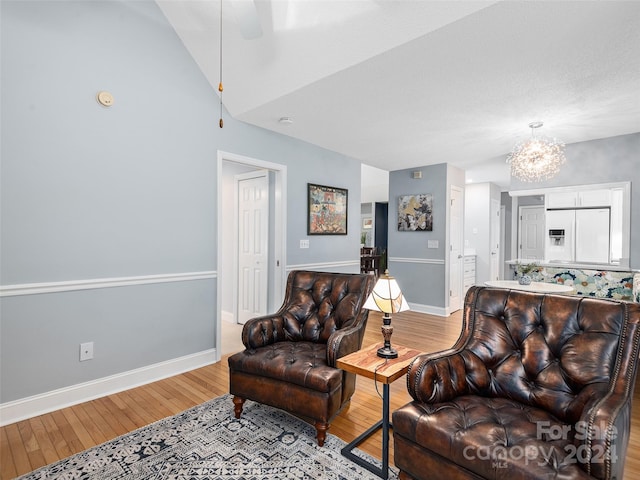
[2,309,640,479]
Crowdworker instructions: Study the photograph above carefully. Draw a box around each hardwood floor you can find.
[2,309,639,479]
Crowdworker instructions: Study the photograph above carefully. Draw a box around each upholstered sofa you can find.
[393,286,640,480]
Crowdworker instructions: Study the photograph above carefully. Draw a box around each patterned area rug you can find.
[20,394,398,479]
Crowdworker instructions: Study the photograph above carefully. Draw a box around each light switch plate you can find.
[300,239,309,249]
[427,240,439,249]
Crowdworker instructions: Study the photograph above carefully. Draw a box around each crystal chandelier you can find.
[507,122,566,182]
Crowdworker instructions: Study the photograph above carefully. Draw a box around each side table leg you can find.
[382,383,390,480]
[340,382,392,479]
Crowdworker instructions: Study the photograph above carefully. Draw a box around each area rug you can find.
[20,394,398,479]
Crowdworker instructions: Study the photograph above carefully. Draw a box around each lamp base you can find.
[377,346,398,359]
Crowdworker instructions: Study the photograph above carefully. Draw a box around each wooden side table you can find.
[337,343,422,479]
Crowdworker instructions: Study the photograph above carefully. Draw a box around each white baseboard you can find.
[221,310,235,324]
[0,348,217,427]
[408,302,449,317]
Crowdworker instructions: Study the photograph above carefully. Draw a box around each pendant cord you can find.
[218,0,224,128]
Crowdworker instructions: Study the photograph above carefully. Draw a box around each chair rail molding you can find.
[0,271,217,297]
[389,257,445,265]
[286,260,359,272]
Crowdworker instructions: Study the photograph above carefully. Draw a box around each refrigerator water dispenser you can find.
[549,229,565,246]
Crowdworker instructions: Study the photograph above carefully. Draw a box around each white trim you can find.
[408,302,448,317]
[0,271,217,297]
[0,349,217,426]
[285,260,359,271]
[508,181,630,198]
[221,310,235,324]
[388,257,445,265]
[217,150,287,365]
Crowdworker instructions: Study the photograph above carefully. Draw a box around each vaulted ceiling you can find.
[156,1,640,188]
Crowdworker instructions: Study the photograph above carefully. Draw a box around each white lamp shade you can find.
[363,274,410,313]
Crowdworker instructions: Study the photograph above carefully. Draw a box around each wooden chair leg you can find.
[315,422,329,447]
[232,396,245,419]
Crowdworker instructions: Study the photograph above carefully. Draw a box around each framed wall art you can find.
[398,194,433,231]
[362,218,373,229]
[308,183,348,235]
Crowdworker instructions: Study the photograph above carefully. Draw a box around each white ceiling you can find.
[156,0,640,189]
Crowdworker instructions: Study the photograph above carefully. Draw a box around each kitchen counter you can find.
[506,259,639,273]
[505,260,639,302]
[485,280,574,293]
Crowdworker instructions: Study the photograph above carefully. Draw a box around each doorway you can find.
[216,151,287,361]
[489,199,500,281]
[449,185,464,312]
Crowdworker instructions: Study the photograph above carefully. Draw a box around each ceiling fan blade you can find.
[230,0,263,39]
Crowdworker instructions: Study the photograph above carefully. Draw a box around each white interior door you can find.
[449,186,464,312]
[237,171,269,324]
[518,206,545,260]
[489,199,500,281]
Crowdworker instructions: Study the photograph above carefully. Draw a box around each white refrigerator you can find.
[545,208,610,264]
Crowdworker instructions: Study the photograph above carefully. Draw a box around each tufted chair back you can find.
[242,270,373,349]
[229,270,375,447]
[395,286,640,480]
[442,287,633,424]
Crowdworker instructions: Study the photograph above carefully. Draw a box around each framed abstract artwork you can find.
[308,183,348,235]
[398,194,433,231]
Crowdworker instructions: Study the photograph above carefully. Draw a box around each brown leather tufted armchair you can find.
[228,270,375,446]
[393,286,640,480]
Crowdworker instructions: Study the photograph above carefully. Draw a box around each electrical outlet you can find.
[80,342,94,361]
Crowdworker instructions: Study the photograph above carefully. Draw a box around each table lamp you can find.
[363,270,410,359]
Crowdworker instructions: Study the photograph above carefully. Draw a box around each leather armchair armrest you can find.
[407,350,490,404]
[327,321,367,367]
[241,314,286,349]
[570,313,640,480]
[571,389,632,479]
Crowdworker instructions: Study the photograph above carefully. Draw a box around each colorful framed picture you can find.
[362,218,373,229]
[308,183,348,235]
[398,194,433,231]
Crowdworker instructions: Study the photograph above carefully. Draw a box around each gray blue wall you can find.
[0,0,362,404]
[387,163,465,312]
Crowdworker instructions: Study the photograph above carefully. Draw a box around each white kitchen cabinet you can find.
[547,191,579,208]
[546,188,611,208]
[578,189,611,207]
[463,255,476,294]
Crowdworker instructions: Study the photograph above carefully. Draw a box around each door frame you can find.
[500,205,506,280]
[448,185,464,313]
[216,151,287,361]
[489,198,501,282]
